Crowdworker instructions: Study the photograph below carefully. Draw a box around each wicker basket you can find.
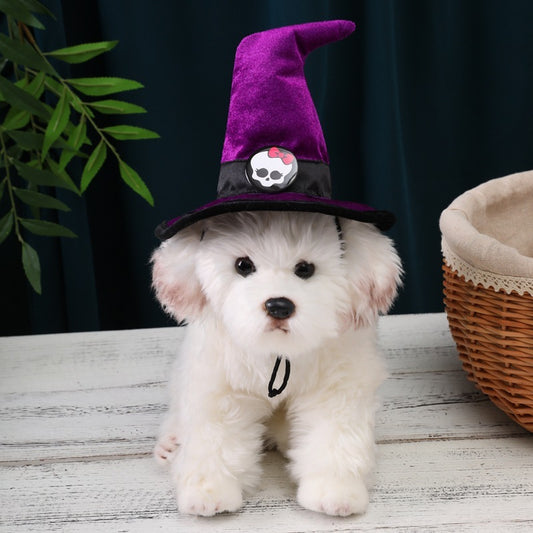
[440,170,533,432]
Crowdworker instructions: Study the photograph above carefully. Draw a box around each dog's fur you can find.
[152,211,402,517]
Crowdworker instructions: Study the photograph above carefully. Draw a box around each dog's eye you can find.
[235,256,256,277]
[294,261,315,279]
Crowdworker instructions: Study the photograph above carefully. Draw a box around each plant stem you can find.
[20,22,37,47]
[0,130,23,243]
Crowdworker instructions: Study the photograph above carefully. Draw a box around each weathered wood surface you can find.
[1,313,532,532]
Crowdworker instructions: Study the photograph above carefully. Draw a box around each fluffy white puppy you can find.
[152,211,401,517]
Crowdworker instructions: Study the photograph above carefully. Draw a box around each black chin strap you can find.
[334,216,346,256]
[268,356,291,398]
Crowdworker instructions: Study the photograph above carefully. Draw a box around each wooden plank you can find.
[0,313,453,395]
[377,313,529,441]
[378,313,460,372]
[0,314,527,463]
[0,385,164,462]
[2,313,532,531]
[1,362,523,464]
[377,372,528,442]
[0,327,185,394]
[1,438,532,532]
[1,313,454,394]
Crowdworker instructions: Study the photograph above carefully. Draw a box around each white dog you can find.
[152,211,401,517]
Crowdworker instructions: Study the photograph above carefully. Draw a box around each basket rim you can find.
[442,238,533,296]
[439,169,533,280]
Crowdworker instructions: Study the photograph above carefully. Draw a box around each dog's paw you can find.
[297,475,369,517]
[177,475,243,516]
[154,433,179,465]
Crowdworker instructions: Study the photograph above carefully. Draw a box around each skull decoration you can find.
[246,147,298,191]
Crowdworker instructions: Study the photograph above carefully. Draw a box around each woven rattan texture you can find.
[443,261,533,432]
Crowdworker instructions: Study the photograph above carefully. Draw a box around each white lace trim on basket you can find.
[442,239,533,296]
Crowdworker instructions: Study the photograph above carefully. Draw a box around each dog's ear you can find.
[341,219,402,328]
[151,225,206,322]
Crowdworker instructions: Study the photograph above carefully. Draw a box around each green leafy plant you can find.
[0,0,159,294]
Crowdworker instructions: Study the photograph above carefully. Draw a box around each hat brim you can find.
[155,192,395,240]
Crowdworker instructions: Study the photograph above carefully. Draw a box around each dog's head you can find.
[152,212,401,357]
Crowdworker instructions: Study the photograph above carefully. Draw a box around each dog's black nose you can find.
[265,297,295,319]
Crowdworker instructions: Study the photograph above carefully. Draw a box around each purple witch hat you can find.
[155,20,394,240]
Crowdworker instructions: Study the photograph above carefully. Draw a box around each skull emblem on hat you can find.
[246,147,298,192]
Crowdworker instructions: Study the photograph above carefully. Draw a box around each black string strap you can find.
[334,216,346,256]
[268,356,291,398]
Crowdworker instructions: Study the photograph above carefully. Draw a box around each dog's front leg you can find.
[287,389,379,517]
[172,389,267,516]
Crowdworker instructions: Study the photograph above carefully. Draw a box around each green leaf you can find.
[14,161,62,186]
[0,34,56,74]
[42,86,70,160]
[14,160,79,193]
[66,77,143,96]
[26,71,46,99]
[14,188,70,211]
[88,99,146,115]
[7,130,84,155]
[0,0,45,29]
[14,0,55,18]
[7,130,43,150]
[2,108,31,130]
[47,41,118,64]
[80,140,107,193]
[13,77,29,90]
[102,125,160,141]
[68,116,87,150]
[0,210,14,245]
[25,181,40,219]
[0,75,50,119]
[0,180,5,203]
[44,75,86,116]
[0,144,23,166]
[44,74,63,96]
[59,116,87,170]
[21,241,41,294]
[3,76,46,126]
[20,218,77,238]
[118,160,154,206]
[45,158,80,195]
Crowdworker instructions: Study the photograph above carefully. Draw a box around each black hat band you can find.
[218,160,332,199]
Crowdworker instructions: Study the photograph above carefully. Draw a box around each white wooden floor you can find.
[1,313,532,532]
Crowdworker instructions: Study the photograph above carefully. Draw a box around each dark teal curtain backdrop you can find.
[2,0,532,335]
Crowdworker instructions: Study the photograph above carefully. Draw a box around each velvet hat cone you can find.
[156,20,395,240]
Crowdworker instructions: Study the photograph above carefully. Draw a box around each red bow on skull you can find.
[268,147,294,165]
